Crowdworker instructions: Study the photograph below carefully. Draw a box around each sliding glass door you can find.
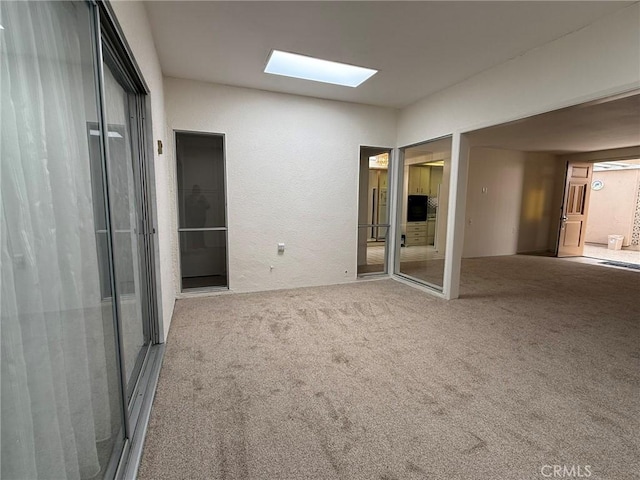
[1,2,126,478]
[1,1,158,478]
[101,57,150,399]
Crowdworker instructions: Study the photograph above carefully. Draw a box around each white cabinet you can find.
[408,166,430,195]
[405,222,427,246]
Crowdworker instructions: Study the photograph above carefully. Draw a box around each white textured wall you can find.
[586,169,640,246]
[111,1,174,340]
[517,153,563,254]
[164,77,398,293]
[357,153,369,267]
[397,3,640,147]
[463,148,526,258]
[464,149,566,258]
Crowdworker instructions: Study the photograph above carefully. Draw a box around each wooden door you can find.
[557,161,593,257]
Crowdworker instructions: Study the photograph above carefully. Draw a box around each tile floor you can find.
[365,244,444,265]
[582,243,640,264]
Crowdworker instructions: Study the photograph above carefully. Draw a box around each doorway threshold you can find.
[357,272,391,281]
[392,274,446,299]
[177,286,231,299]
[560,255,640,272]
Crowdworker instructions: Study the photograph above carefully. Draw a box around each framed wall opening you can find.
[358,146,393,276]
[462,93,640,265]
[175,131,229,291]
[394,137,453,291]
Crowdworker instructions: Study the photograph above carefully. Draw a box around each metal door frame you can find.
[174,130,230,291]
[358,146,393,277]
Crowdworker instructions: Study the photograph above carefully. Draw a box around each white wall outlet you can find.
[277,243,285,253]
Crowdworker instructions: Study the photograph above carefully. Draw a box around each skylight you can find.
[264,50,377,88]
[593,160,640,171]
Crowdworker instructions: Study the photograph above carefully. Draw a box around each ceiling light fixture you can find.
[264,50,377,88]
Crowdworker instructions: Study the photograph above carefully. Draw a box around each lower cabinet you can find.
[405,221,437,246]
[405,222,428,246]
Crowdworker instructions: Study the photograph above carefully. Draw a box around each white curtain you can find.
[1,2,117,479]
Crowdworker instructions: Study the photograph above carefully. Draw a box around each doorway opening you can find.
[577,159,640,269]
[460,92,640,275]
[176,132,229,290]
[357,147,392,276]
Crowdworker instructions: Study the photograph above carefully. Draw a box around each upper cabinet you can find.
[408,166,430,195]
[408,165,444,196]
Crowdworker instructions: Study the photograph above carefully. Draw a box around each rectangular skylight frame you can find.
[264,50,377,88]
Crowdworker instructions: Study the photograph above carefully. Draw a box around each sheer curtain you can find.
[1,2,120,479]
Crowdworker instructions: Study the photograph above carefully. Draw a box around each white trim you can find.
[392,274,446,299]
[356,144,395,278]
[442,132,470,300]
[392,147,405,276]
[387,148,399,275]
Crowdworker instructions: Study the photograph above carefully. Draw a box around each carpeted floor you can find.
[138,255,639,480]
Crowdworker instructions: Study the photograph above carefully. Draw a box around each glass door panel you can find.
[1,1,124,478]
[176,132,228,290]
[179,230,228,288]
[357,225,389,275]
[398,138,451,289]
[358,149,391,275]
[102,62,149,397]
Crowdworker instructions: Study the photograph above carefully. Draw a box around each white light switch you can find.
[277,243,285,253]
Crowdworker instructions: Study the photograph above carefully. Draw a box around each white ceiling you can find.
[405,137,452,163]
[145,1,632,108]
[467,93,640,153]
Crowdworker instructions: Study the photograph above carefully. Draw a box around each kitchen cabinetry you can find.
[408,166,430,195]
[405,222,427,246]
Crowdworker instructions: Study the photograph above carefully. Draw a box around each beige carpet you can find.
[138,255,639,480]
